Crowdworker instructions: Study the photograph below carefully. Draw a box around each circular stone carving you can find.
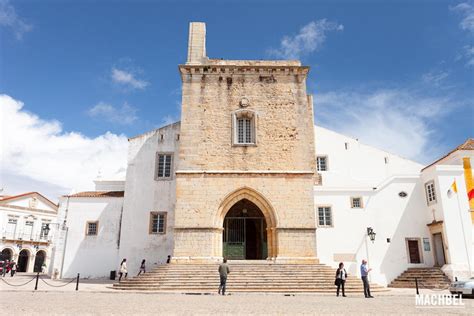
[398,191,408,198]
[240,97,250,107]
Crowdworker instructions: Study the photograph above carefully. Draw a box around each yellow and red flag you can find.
[463,158,474,208]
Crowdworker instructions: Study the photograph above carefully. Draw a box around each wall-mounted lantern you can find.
[367,227,376,243]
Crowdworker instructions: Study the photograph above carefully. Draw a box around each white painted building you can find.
[0,192,61,274]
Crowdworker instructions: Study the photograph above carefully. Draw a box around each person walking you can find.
[137,259,146,276]
[218,258,230,295]
[335,262,347,297]
[2,260,9,277]
[118,258,128,282]
[10,261,17,277]
[166,255,171,264]
[360,259,373,298]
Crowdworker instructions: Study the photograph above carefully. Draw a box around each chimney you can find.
[186,22,207,64]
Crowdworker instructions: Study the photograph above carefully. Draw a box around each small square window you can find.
[317,206,332,227]
[86,221,98,236]
[149,212,167,234]
[351,197,363,208]
[316,156,327,171]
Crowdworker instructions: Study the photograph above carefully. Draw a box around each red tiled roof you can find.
[66,191,124,198]
[422,138,474,171]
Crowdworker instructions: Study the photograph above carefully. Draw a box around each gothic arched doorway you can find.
[223,199,268,260]
[1,248,13,261]
[34,250,46,273]
[18,249,30,272]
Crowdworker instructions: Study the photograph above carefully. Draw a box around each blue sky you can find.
[1,0,473,199]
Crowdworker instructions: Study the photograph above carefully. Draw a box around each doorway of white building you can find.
[18,249,30,272]
[1,248,13,261]
[432,233,446,266]
[406,238,422,264]
[33,250,46,272]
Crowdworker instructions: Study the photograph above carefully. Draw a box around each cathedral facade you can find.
[51,23,474,286]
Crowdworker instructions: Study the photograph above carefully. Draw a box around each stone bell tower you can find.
[172,22,318,263]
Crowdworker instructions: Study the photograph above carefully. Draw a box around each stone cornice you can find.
[176,170,314,175]
[178,64,310,76]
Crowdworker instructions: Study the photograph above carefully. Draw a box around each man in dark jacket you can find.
[218,258,230,295]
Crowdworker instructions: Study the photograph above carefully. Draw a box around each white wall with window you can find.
[57,194,124,278]
[119,122,179,275]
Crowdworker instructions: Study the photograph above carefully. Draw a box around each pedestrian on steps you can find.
[137,259,146,276]
[118,258,128,282]
[335,262,347,297]
[218,258,230,295]
[360,259,374,298]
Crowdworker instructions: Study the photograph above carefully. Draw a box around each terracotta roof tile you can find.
[67,191,124,198]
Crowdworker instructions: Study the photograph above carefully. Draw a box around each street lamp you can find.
[43,223,51,236]
[367,227,376,243]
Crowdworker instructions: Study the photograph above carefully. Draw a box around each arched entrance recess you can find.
[216,187,278,260]
[18,249,30,272]
[1,248,13,261]
[34,250,46,273]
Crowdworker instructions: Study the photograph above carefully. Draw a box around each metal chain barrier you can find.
[39,276,76,288]
[0,276,37,287]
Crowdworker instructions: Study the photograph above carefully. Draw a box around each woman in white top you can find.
[335,262,347,297]
[118,258,128,281]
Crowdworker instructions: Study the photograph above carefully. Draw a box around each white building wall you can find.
[118,123,180,275]
[59,197,123,278]
[421,164,473,280]
[314,126,434,286]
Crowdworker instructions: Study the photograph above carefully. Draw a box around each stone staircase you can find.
[388,267,451,289]
[113,263,387,293]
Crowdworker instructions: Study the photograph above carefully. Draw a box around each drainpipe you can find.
[59,196,70,279]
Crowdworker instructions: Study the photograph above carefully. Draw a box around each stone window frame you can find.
[316,156,328,171]
[149,212,167,234]
[231,109,257,146]
[317,205,333,227]
[424,180,437,206]
[85,221,99,236]
[350,197,363,209]
[155,152,174,180]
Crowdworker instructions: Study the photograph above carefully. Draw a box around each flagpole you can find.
[454,182,472,276]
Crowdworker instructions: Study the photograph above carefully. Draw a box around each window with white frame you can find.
[316,156,328,171]
[351,197,363,208]
[149,212,167,234]
[233,110,256,145]
[86,221,98,236]
[425,181,437,205]
[156,154,172,179]
[6,218,17,238]
[317,206,332,227]
[24,220,34,239]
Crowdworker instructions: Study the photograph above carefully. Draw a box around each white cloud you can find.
[421,70,449,86]
[463,45,474,66]
[451,2,474,33]
[160,115,178,126]
[0,0,32,40]
[111,67,149,90]
[0,94,129,199]
[87,101,138,125]
[314,89,452,163]
[268,20,343,59]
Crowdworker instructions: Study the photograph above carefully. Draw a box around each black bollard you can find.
[415,277,419,295]
[75,273,80,291]
[34,272,39,290]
